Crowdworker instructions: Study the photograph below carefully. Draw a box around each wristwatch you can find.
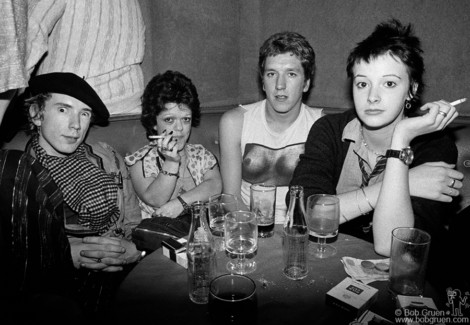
[385,147,414,166]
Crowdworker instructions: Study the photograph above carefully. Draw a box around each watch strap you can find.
[385,146,413,165]
[385,149,401,159]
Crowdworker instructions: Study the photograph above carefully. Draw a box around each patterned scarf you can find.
[32,136,119,235]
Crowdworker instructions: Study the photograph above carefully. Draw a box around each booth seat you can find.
[3,108,470,211]
[1,110,222,162]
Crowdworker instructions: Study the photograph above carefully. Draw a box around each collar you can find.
[342,118,373,163]
[342,117,361,149]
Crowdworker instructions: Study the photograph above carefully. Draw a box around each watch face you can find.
[399,147,414,165]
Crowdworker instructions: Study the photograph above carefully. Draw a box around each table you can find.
[113,226,441,324]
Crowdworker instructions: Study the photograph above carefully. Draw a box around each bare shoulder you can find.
[219,106,245,130]
[221,105,245,121]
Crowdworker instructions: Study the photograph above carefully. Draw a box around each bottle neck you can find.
[189,202,212,243]
[287,189,307,228]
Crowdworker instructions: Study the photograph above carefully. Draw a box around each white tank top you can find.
[240,100,322,223]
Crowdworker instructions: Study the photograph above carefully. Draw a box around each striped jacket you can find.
[26,0,145,115]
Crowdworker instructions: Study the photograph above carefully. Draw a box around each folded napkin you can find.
[341,257,390,284]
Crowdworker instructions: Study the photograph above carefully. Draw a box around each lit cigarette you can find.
[148,135,165,140]
[450,98,467,106]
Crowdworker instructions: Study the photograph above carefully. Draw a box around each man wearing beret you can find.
[0,72,142,322]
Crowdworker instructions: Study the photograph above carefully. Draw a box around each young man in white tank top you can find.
[219,31,323,224]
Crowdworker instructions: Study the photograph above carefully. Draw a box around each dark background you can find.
[139,0,470,115]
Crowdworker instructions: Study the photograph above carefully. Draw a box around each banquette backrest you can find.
[2,110,222,163]
[3,110,470,212]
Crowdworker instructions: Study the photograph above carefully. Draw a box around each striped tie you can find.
[358,155,387,187]
[357,155,387,234]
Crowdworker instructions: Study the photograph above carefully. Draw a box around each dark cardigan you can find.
[289,109,458,289]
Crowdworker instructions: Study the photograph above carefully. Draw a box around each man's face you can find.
[262,52,310,115]
[32,93,93,157]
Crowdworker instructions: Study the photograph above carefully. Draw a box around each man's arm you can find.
[218,106,246,206]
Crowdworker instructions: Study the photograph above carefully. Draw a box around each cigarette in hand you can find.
[148,135,165,140]
[450,98,467,106]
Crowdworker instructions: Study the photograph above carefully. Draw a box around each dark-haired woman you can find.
[125,70,222,219]
[290,19,463,258]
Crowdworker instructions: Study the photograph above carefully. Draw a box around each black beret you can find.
[28,72,109,124]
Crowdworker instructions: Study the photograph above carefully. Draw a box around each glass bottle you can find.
[282,185,309,280]
[187,201,217,304]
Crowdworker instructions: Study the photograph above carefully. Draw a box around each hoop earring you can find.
[404,100,412,110]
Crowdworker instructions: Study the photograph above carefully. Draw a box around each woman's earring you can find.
[404,99,412,110]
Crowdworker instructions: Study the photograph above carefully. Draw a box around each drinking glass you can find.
[250,183,276,238]
[224,211,258,274]
[208,194,240,236]
[209,274,257,325]
[389,227,431,296]
[306,194,340,258]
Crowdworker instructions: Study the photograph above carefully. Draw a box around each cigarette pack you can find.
[353,310,394,324]
[162,238,188,269]
[396,295,437,310]
[326,277,379,316]
[396,295,443,325]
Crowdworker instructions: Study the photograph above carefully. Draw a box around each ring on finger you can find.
[449,178,456,188]
[438,110,448,118]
